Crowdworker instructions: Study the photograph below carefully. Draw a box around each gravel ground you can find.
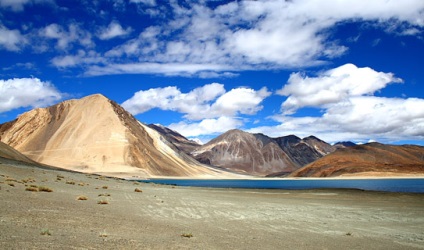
[1,161,423,249]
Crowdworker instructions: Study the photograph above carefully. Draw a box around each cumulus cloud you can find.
[130,0,156,6]
[51,50,105,68]
[0,24,26,51]
[0,0,52,11]
[85,0,424,76]
[278,63,403,114]
[39,23,93,51]
[168,116,243,137]
[122,83,271,137]
[122,83,271,120]
[0,78,64,113]
[98,21,133,40]
[248,64,424,143]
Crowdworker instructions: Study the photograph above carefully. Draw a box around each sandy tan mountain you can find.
[0,94,230,178]
[290,143,424,177]
[0,141,39,165]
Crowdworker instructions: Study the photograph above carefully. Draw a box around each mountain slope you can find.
[0,141,39,165]
[0,94,228,177]
[191,129,333,176]
[148,124,201,154]
[192,129,293,175]
[290,143,424,177]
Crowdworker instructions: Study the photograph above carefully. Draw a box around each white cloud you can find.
[0,78,63,113]
[51,50,105,68]
[130,0,156,6]
[168,116,243,137]
[278,63,403,114]
[248,64,424,143]
[98,21,133,40]
[86,62,233,77]
[122,83,270,120]
[84,0,424,76]
[0,0,52,11]
[0,25,26,51]
[39,23,93,51]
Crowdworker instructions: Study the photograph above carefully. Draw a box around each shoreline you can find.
[1,161,424,249]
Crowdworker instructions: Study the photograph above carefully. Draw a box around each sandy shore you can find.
[1,161,423,249]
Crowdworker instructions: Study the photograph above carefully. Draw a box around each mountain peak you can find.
[0,94,228,177]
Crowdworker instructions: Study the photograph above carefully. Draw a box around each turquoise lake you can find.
[140,178,424,193]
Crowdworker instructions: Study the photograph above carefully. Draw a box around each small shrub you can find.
[181,233,193,238]
[97,200,109,205]
[78,183,85,186]
[98,193,110,197]
[7,183,15,187]
[346,232,352,236]
[40,229,51,236]
[38,186,53,192]
[66,181,75,185]
[25,186,39,192]
[102,186,108,189]
[77,195,88,201]
[134,188,143,193]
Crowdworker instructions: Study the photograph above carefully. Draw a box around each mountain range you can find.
[0,94,423,178]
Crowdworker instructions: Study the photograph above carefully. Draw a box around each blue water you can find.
[140,178,424,193]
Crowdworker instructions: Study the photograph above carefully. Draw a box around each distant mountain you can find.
[0,94,229,177]
[290,143,424,177]
[192,129,334,176]
[334,141,356,148]
[148,124,201,154]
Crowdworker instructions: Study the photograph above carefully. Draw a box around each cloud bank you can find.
[250,64,424,143]
[0,78,63,113]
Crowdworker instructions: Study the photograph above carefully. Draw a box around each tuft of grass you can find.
[40,229,51,236]
[25,186,39,192]
[99,230,108,237]
[38,186,53,192]
[97,199,109,205]
[134,188,143,193]
[102,186,108,189]
[98,193,110,197]
[345,232,352,236]
[76,195,88,201]
[181,233,193,238]
[66,181,76,185]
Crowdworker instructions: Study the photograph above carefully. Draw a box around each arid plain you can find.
[1,160,423,250]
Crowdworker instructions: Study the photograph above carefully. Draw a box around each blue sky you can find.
[0,0,423,145]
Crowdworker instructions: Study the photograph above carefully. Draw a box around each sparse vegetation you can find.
[346,232,352,236]
[99,230,108,237]
[97,199,109,205]
[77,195,88,201]
[66,180,76,185]
[181,233,193,238]
[78,182,85,186]
[134,188,143,193]
[25,186,39,192]
[102,185,108,189]
[7,183,15,187]
[98,193,110,197]
[38,186,53,192]
[40,229,51,236]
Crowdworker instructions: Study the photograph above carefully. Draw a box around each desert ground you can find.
[1,160,423,249]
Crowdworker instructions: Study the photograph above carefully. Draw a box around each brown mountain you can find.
[0,94,231,178]
[148,124,201,154]
[290,143,424,177]
[191,129,334,176]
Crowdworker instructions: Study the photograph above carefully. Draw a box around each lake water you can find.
[140,178,424,193]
